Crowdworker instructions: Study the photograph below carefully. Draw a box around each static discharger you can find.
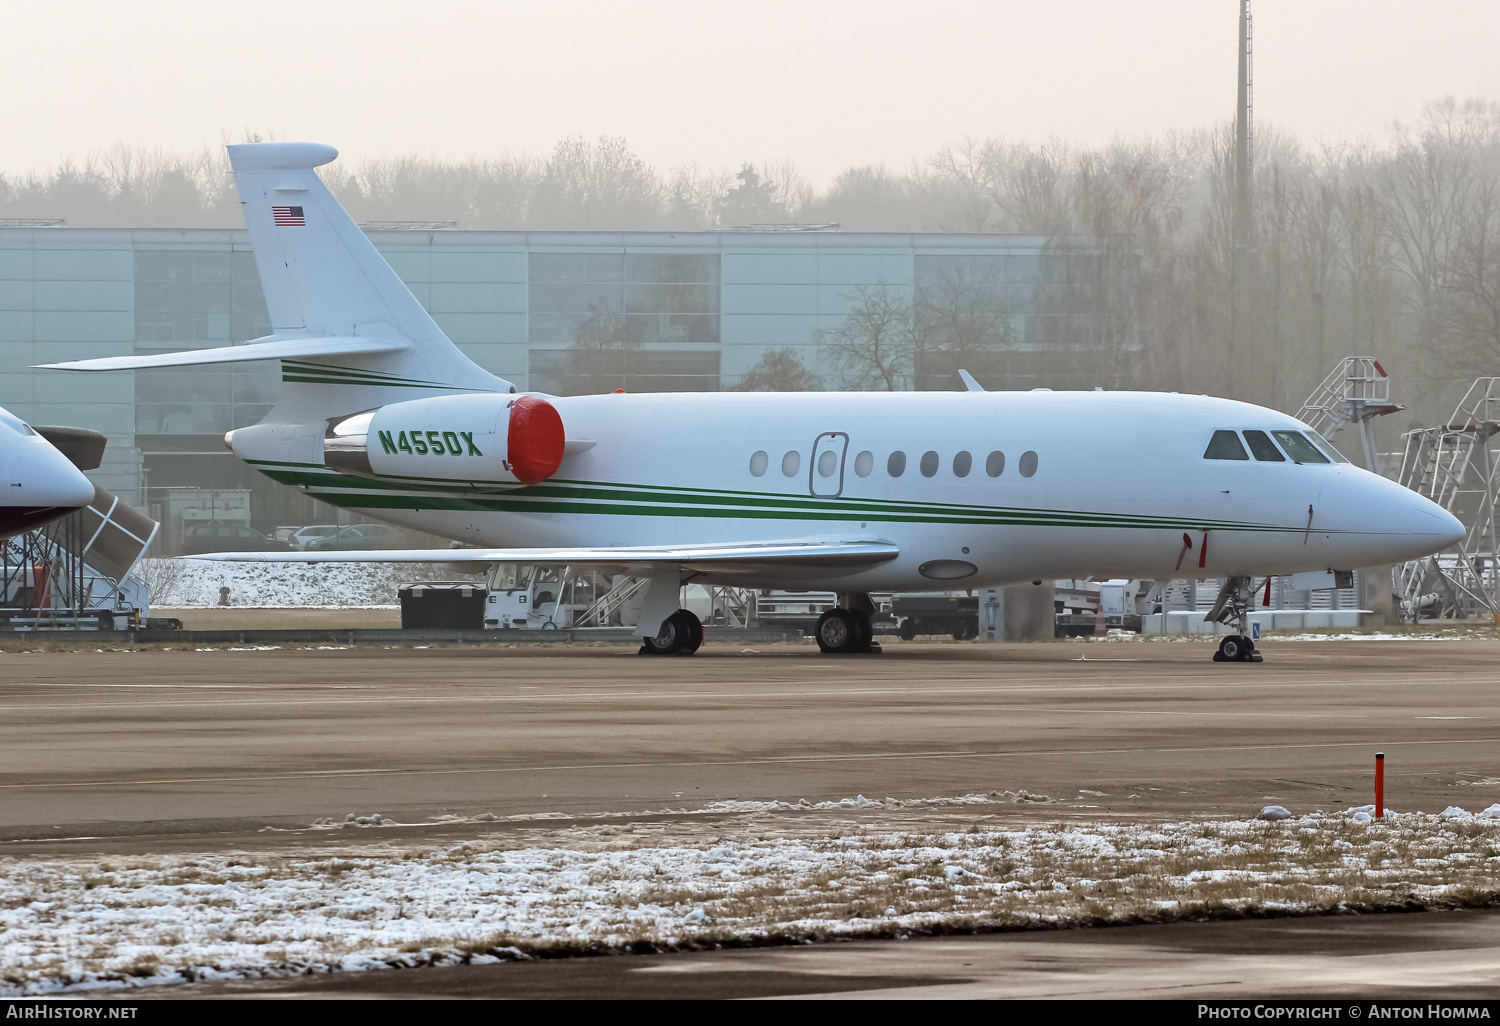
[1376,752,1385,819]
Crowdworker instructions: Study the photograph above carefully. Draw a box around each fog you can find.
[1,1,1496,184]
[1,0,1497,433]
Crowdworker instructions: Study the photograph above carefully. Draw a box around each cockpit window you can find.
[1304,429,1350,464]
[1242,430,1285,462]
[1272,430,1330,464]
[1204,430,1249,461]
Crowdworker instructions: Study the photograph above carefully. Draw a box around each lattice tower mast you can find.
[1229,0,1263,405]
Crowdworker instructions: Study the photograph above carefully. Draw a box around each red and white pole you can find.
[1375,752,1385,819]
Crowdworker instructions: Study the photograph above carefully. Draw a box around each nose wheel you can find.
[1214,634,1261,662]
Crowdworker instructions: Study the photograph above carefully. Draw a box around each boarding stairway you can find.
[1294,357,1403,474]
[1394,377,1500,619]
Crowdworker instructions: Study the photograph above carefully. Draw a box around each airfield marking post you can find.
[1376,752,1385,819]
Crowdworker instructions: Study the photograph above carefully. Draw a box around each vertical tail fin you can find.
[40,143,513,403]
[226,142,511,392]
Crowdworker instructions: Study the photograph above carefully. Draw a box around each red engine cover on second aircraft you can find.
[506,395,566,485]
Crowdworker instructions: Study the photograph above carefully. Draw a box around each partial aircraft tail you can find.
[39,142,512,399]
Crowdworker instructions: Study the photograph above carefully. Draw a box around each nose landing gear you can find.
[1214,633,1260,662]
[1206,576,1264,663]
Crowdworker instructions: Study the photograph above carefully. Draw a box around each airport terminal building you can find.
[0,226,1136,542]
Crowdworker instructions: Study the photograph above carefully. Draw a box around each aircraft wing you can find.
[184,538,899,576]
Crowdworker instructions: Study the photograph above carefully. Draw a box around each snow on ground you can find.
[1267,632,1482,642]
[145,560,1500,646]
[6,800,1500,995]
[1079,626,1497,644]
[142,560,477,609]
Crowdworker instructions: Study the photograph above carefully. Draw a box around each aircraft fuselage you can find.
[238,388,1462,591]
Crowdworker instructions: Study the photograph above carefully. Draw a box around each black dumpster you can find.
[399,582,487,630]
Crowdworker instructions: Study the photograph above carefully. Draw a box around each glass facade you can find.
[0,227,1138,539]
[912,248,1137,391]
[133,248,275,438]
[527,252,720,394]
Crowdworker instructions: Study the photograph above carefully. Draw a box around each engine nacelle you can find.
[324,393,565,486]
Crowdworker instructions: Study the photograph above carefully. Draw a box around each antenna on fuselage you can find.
[957,369,985,393]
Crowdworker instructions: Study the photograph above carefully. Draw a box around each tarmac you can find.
[152,909,1500,999]
[2,635,1499,997]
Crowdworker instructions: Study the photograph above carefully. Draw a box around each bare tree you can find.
[531,136,663,229]
[135,557,189,606]
[731,348,821,391]
[818,284,922,391]
[913,267,1012,389]
[1381,99,1500,391]
[760,158,813,221]
[805,165,923,231]
[564,303,642,394]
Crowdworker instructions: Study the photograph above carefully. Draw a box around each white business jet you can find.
[41,142,1464,662]
[0,408,97,539]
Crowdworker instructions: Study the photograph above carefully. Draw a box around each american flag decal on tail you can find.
[272,205,305,226]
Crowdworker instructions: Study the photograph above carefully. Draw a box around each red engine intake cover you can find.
[507,395,565,485]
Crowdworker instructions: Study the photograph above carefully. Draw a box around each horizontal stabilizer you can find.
[36,335,408,372]
[185,538,899,576]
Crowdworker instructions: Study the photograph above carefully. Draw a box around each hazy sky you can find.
[4,0,1497,185]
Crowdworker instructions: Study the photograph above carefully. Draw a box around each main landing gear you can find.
[638,609,703,656]
[815,593,881,655]
[1206,576,1263,664]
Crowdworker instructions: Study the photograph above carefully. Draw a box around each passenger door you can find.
[809,432,849,498]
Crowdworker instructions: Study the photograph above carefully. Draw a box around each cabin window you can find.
[953,451,972,477]
[1243,430,1285,462]
[854,450,874,477]
[1273,430,1330,464]
[920,450,940,477]
[749,450,769,477]
[887,451,907,477]
[1019,450,1038,477]
[817,450,838,477]
[986,451,1005,477]
[781,450,801,476]
[1306,430,1350,464]
[1203,430,1250,461]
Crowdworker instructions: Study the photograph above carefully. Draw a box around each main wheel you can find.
[1217,634,1251,662]
[850,609,873,652]
[678,609,704,654]
[640,613,685,655]
[899,619,916,641]
[816,608,858,654]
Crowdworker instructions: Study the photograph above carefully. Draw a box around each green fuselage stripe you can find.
[243,459,1318,534]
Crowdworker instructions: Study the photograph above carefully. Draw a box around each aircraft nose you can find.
[19,440,96,508]
[1431,504,1466,548]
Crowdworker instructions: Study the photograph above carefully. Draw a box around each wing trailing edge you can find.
[36,335,409,372]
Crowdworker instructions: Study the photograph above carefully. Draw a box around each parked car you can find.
[180,523,292,555]
[288,524,341,550]
[304,523,406,551]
